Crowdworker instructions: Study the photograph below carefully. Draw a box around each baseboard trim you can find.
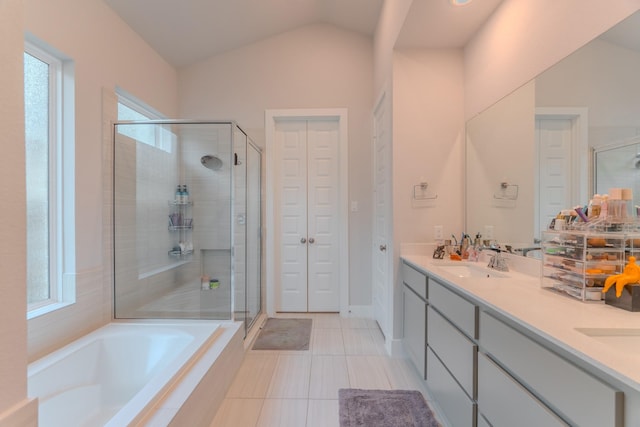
[389,338,406,358]
[345,305,373,318]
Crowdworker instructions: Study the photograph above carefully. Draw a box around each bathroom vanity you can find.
[401,254,640,427]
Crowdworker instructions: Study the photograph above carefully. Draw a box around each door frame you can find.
[265,108,349,316]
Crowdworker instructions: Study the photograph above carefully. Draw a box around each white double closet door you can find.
[275,119,340,312]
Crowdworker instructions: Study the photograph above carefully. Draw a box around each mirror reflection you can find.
[465,11,640,253]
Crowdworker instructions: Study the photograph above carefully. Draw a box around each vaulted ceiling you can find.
[103,0,505,68]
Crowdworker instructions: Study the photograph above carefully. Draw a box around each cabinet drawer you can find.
[478,352,567,427]
[480,312,623,427]
[427,346,476,427]
[429,278,478,339]
[403,286,426,378]
[428,306,476,397]
[402,261,428,300]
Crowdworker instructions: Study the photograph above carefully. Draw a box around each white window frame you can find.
[116,88,174,153]
[25,37,76,319]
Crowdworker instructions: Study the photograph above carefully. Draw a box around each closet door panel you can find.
[307,119,340,312]
[276,121,309,311]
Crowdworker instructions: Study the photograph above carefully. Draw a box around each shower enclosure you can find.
[113,120,261,335]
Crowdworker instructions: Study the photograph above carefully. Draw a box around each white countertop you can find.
[402,254,640,391]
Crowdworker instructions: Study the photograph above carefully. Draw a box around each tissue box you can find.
[604,284,640,312]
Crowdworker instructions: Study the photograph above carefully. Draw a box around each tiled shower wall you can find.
[179,124,234,318]
[114,123,234,318]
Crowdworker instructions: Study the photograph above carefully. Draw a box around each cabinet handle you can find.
[380,244,387,251]
[308,237,315,244]
[301,237,307,244]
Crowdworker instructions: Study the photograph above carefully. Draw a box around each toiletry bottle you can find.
[461,234,471,259]
[183,185,189,204]
[608,188,622,220]
[622,188,633,218]
[175,185,181,203]
[589,194,601,219]
[601,194,609,220]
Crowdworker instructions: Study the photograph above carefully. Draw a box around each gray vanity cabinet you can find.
[426,278,479,427]
[402,261,427,378]
[479,311,623,427]
[398,257,640,427]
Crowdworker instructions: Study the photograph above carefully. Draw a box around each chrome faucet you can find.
[487,250,509,272]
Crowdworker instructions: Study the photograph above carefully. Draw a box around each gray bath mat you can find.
[339,389,441,427]
[252,318,312,350]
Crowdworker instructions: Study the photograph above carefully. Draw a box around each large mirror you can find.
[466,10,640,252]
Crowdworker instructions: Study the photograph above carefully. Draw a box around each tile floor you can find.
[209,313,445,427]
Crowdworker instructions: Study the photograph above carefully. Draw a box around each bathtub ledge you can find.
[138,321,245,427]
[0,398,38,427]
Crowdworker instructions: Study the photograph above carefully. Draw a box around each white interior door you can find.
[307,120,340,312]
[275,119,341,312]
[537,118,573,236]
[372,93,391,339]
[276,121,309,311]
[535,109,588,240]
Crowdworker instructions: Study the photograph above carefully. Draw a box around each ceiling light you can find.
[450,0,473,5]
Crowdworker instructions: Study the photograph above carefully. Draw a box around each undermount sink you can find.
[437,263,510,279]
[575,328,640,353]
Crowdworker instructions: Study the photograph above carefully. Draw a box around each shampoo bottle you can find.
[183,185,189,203]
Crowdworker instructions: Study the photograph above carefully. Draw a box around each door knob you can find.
[308,237,315,244]
[379,244,387,251]
[301,237,307,244]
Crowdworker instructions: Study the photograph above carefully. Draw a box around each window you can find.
[24,38,75,318]
[116,89,173,152]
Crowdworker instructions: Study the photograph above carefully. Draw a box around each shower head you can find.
[200,155,223,171]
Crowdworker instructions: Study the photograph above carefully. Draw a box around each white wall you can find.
[373,0,413,97]
[178,23,374,306]
[390,48,466,338]
[464,0,640,119]
[0,0,37,424]
[24,0,178,359]
[392,48,465,244]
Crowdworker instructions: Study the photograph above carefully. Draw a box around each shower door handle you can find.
[300,237,307,244]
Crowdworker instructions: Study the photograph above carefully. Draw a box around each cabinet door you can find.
[403,285,426,378]
[478,353,567,427]
[428,306,477,398]
[427,346,476,427]
[477,414,491,427]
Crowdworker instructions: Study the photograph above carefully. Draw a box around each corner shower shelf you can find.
[168,225,193,231]
[168,249,193,258]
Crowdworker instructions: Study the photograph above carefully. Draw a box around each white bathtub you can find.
[28,321,222,427]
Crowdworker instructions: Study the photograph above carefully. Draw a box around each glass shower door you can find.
[113,120,261,330]
[246,141,262,330]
